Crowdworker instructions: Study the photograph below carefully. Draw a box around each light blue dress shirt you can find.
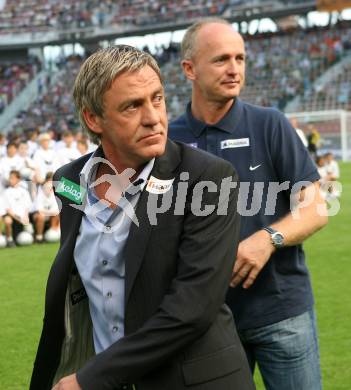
[74,149,154,353]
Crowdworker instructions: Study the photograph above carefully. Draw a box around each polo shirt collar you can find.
[185,98,243,137]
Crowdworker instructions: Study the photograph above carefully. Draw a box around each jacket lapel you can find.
[51,158,89,289]
[124,140,181,305]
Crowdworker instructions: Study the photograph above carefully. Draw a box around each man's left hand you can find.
[52,374,81,390]
[230,229,274,289]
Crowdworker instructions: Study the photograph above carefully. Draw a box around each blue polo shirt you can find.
[169,98,320,330]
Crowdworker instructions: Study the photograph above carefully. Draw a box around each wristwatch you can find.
[263,226,285,248]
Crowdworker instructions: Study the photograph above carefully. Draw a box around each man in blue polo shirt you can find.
[169,18,328,390]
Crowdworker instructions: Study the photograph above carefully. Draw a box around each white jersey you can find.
[0,144,6,158]
[27,140,38,157]
[0,155,25,181]
[325,160,340,179]
[57,146,81,166]
[3,185,32,220]
[295,128,308,148]
[88,142,98,153]
[33,148,60,181]
[0,193,5,216]
[317,166,329,181]
[19,156,39,180]
[33,185,59,216]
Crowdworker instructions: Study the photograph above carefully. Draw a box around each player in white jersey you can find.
[56,130,80,166]
[0,133,7,158]
[33,133,60,183]
[32,173,59,242]
[26,130,39,157]
[0,142,25,184]
[3,170,33,246]
[324,152,341,198]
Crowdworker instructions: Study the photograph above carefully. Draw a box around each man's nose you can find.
[141,103,160,127]
[227,58,239,74]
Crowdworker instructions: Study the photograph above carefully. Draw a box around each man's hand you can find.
[230,229,274,289]
[52,374,81,390]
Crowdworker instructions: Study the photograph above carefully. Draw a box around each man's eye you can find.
[125,103,138,111]
[154,95,163,103]
[214,58,227,65]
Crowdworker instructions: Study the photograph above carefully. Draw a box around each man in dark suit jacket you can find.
[30,45,255,390]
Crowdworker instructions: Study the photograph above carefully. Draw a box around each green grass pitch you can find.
[0,163,350,390]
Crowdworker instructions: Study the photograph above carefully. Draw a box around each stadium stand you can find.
[3,21,351,128]
[297,54,351,112]
[0,56,41,111]
[0,0,315,36]
[111,0,227,27]
[243,23,351,110]
[8,54,82,136]
[0,0,116,34]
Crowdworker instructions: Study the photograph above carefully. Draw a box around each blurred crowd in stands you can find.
[8,54,82,135]
[112,0,226,27]
[0,0,116,34]
[0,0,311,35]
[0,55,41,113]
[244,22,351,110]
[1,21,351,118]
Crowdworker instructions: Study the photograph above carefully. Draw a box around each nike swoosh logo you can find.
[249,164,261,171]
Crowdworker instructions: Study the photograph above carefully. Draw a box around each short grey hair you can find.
[181,18,231,60]
[73,45,162,144]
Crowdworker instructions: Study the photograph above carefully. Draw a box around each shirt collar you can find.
[80,145,105,182]
[79,145,155,206]
[185,98,244,137]
[134,158,154,191]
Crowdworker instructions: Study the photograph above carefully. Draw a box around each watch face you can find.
[272,232,284,247]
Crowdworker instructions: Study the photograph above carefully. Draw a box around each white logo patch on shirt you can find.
[187,142,198,148]
[221,138,250,149]
[249,164,261,171]
[146,176,174,194]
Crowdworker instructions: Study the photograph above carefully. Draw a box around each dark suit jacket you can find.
[30,140,255,390]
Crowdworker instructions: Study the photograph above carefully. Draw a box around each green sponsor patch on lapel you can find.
[57,176,86,204]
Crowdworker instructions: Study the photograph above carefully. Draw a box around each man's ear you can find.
[82,109,103,135]
[181,59,196,81]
